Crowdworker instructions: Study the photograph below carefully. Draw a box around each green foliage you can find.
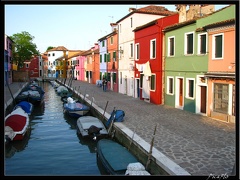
[10,31,39,69]
[46,46,55,51]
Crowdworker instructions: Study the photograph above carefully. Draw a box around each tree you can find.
[10,31,39,69]
[46,46,55,51]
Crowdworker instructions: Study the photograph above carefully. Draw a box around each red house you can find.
[20,55,40,79]
[133,13,179,105]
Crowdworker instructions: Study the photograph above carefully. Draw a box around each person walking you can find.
[102,78,107,92]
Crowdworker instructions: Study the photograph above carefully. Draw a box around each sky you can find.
[5,4,230,53]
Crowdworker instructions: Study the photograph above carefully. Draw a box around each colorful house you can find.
[202,18,236,123]
[81,43,99,84]
[76,51,87,81]
[116,5,176,96]
[19,55,40,79]
[133,13,179,104]
[47,46,68,78]
[163,5,235,121]
[4,34,14,84]
[106,29,118,92]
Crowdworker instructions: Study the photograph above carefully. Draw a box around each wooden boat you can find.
[96,139,139,175]
[5,107,30,143]
[76,116,108,140]
[63,98,90,118]
[13,101,34,116]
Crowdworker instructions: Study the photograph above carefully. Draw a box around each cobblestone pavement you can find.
[4,79,236,177]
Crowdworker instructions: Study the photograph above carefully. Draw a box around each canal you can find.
[4,81,106,176]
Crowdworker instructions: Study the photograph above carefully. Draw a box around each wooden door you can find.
[200,86,207,113]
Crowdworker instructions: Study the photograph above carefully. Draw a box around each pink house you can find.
[5,34,14,84]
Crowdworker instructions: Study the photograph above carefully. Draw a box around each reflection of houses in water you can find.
[5,128,31,158]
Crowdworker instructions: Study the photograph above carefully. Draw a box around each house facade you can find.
[47,46,68,78]
[19,55,40,79]
[4,34,14,84]
[116,5,176,96]
[203,18,236,123]
[163,5,235,121]
[133,14,179,104]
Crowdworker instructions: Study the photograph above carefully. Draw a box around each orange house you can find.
[82,43,99,84]
[106,29,118,92]
[204,19,235,123]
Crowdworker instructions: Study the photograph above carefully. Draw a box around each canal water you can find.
[4,81,106,176]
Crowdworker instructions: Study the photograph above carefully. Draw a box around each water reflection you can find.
[5,81,102,175]
[5,128,31,158]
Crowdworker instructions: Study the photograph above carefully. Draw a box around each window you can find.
[110,36,113,44]
[52,53,55,56]
[167,77,174,94]
[186,78,194,98]
[213,83,228,113]
[198,33,207,55]
[100,54,102,63]
[130,17,133,28]
[130,43,133,58]
[212,33,223,59]
[104,54,107,62]
[150,39,156,59]
[113,51,116,61]
[113,72,116,83]
[150,74,156,91]
[185,32,194,55]
[135,43,139,60]
[26,63,29,68]
[107,53,110,62]
[102,40,105,47]
[168,37,175,56]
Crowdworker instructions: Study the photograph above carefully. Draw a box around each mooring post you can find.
[102,101,109,122]
[128,128,136,150]
[146,123,158,170]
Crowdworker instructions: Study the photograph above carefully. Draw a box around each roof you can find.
[98,30,118,41]
[133,19,157,32]
[66,50,85,60]
[116,5,177,23]
[197,18,235,31]
[163,4,233,32]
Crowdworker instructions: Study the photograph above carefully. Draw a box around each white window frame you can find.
[130,43,134,58]
[212,33,224,60]
[184,32,194,55]
[197,32,207,55]
[135,43,140,60]
[186,78,195,99]
[168,36,175,57]
[167,76,174,95]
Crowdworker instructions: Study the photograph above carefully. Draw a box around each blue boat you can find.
[96,139,139,175]
[13,101,34,116]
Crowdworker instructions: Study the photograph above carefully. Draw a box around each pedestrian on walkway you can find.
[102,78,107,92]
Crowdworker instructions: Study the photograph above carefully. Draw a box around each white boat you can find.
[76,116,108,140]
